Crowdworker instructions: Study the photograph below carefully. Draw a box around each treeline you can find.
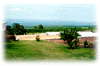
[6,23,26,35]
[6,23,95,35]
[26,27,94,33]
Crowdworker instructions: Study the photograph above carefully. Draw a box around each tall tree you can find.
[12,23,26,35]
[38,24,43,29]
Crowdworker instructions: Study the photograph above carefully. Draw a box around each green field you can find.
[24,25,95,29]
[5,40,95,61]
[26,26,96,34]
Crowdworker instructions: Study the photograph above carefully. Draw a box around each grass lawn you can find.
[5,40,96,61]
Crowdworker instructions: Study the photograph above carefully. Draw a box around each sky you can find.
[3,4,96,23]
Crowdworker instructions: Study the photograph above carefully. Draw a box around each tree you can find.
[38,24,43,29]
[60,27,81,49]
[33,26,37,29]
[60,30,66,44]
[12,23,26,35]
[36,35,40,41]
[6,25,14,35]
[84,40,88,48]
[89,26,94,32]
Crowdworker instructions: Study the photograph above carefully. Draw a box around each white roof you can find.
[39,33,46,35]
[39,31,97,37]
[78,31,97,38]
[46,32,60,35]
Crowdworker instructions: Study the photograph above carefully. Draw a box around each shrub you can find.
[84,40,88,48]
[36,35,40,41]
[5,35,16,42]
[89,42,94,45]
[60,27,81,49]
[74,39,79,47]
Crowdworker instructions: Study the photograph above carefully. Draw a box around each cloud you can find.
[11,8,20,11]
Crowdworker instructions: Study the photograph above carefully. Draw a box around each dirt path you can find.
[15,35,60,40]
[15,34,96,44]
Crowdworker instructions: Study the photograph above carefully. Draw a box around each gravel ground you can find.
[45,37,96,48]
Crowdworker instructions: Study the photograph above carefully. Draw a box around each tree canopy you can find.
[6,25,14,35]
[38,24,43,29]
[60,27,81,49]
[12,23,26,35]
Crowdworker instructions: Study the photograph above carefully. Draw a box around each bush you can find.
[84,40,88,48]
[74,39,79,47]
[60,27,81,49]
[36,35,40,41]
[5,35,16,42]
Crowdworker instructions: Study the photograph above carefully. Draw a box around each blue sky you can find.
[3,4,96,23]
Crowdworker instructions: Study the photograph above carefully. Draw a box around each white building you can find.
[39,31,97,38]
[45,32,60,35]
[77,31,97,38]
[0,22,7,30]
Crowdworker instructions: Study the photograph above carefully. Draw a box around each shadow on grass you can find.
[61,45,84,50]
[5,41,24,49]
[57,45,86,52]
[35,40,44,42]
[5,43,15,49]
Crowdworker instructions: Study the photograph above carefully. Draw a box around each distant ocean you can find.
[5,19,96,29]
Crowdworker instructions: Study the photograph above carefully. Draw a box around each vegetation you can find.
[5,40,95,60]
[84,40,88,48]
[89,26,95,32]
[36,35,40,41]
[5,25,16,42]
[12,23,26,35]
[5,23,96,60]
[8,23,95,34]
[26,26,96,34]
[60,27,81,49]
[38,24,43,29]
[33,26,37,29]
[5,23,27,42]
[60,30,66,44]
[5,35,16,43]
[8,24,96,34]
[6,25,14,35]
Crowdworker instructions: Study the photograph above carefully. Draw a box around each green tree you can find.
[89,26,94,32]
[12,23,26,35]
[60,30,66,44]
[60,27,81,49]
[38,24,43,29]
[6,25,14,35]
[33,26,37,29]
[36,35,40,41]
[84,40,88,48]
